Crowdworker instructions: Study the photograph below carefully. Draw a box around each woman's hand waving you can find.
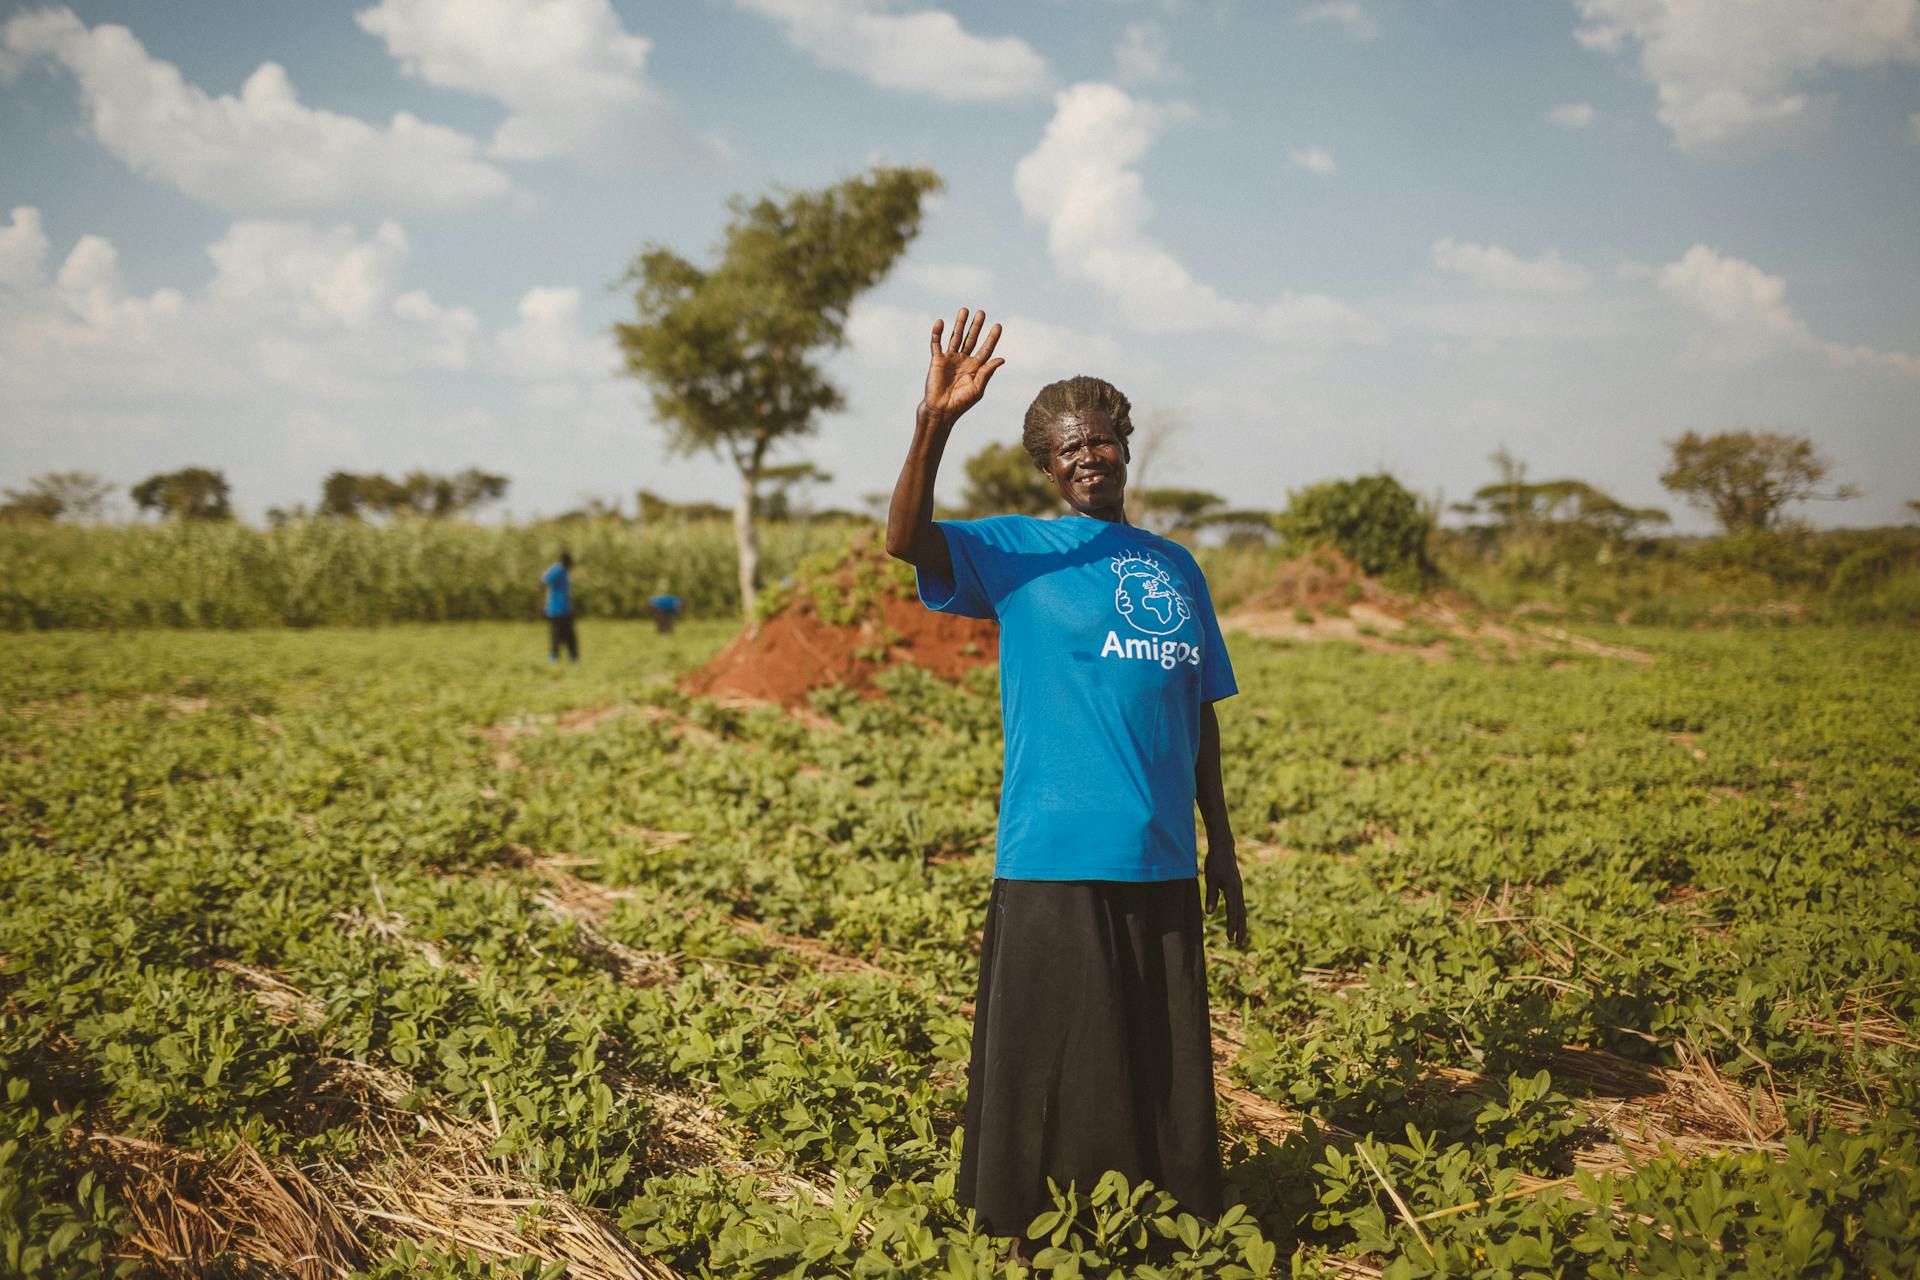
[888,307,1003,575]
[923,307,1004,423]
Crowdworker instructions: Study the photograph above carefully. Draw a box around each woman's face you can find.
[1041,410,1128,515]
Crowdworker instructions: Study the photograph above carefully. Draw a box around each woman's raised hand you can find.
[923,307,1004,423]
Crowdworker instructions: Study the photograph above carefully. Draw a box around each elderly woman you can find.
[886,308,1247,1250]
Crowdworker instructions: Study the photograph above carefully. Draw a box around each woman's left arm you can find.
[1197,702,1247,946]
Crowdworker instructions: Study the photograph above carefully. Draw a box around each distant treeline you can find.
[0,518,856,630]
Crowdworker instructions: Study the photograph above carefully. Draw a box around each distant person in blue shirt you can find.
[647,589,682,635]
[542,551,577,663]
[886,307,1246,1257]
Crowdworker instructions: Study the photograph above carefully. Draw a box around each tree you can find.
[407,468,508,518]
[1459,468,1668,542]
[319,468,508,519]
[958,440,1057,517]
[319,471,391,518]
[635,490,731,524]
[1469,445,1534,530]
[614,165,941,615]
[759,462,833,521]
[0,471,113,522]
[131,467,232,521]
[1660,430,1857,533]
[553,496,627,523]
[1132,486,1225,536]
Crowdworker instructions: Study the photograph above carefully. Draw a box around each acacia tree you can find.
[131,467,232,521]
[1459,460,1669,543]
[1133,487,1226,536]
[0,471,113,522]
[1660,430,1857,533]
[959,441,1057,517]
[320,469,508,519]
[614,166,941,615]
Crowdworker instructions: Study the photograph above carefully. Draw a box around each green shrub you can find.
[1277,475,1433,583]
[1828,546,1896,598]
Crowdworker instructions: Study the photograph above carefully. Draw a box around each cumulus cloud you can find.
[1114,21,1179,85]
[356,0,686,163]
[731,0,1052,100]
[1575,0,1920,153]
[1014,82,1381,346]
[1298,1,1379,41]
[493,286,616,380]
[0,207,51,289]
[1432,239,1593,295]
[1547,102,1596,129]
[1289,145,1338,174]
[1658,244,1916,372]
[0,210,627,458]
[0,208,671,517]
[0,7,511,215]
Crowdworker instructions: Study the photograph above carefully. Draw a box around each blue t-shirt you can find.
[917,514,1236,881]
[542,563,572,617]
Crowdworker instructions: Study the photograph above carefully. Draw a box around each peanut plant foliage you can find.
[2,620,1917,1277]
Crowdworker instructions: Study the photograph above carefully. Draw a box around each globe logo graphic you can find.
[1111,554,1190,636]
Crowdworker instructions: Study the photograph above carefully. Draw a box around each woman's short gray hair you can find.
[1021,376,1133,468]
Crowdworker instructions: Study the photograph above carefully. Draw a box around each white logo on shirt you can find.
[1100,552,1202,670]
[1110,553,1191,635]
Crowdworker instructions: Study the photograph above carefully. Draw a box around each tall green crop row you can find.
[3,622,1918,1277]
[0,519,860,629]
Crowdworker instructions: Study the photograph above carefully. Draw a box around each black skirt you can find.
[956,877,1223,1238]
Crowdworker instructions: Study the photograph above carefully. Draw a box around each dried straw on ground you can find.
[90,1134,363,1280]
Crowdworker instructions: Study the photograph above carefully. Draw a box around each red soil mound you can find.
[682,542,998,707]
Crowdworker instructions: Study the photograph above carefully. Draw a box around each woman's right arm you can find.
[886,307,1004,579]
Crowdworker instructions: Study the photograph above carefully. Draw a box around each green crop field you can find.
[3,621,1917,1278]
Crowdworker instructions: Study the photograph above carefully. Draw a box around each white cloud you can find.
[1114,21,1179,85]
[0,207,50,290]
[1575,0,1920,153]
[1657,246,1806,349]
[996,312,1125,372]
[1289,145,1338,174]
[0,209,661,516]
[494,286,615,380]
[731,0,1052,100]
[0,7,512,215]
[900,261,997,299]
[0,212,619,420]
[1014,82,1382,346]
[1298,1,1379,41]
[355,0,680,163]
[1658,244,1916,372]
[1432,239,1593,295]
[1547,102,1596,129]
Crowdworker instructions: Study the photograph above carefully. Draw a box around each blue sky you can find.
[2,0,1916,528]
